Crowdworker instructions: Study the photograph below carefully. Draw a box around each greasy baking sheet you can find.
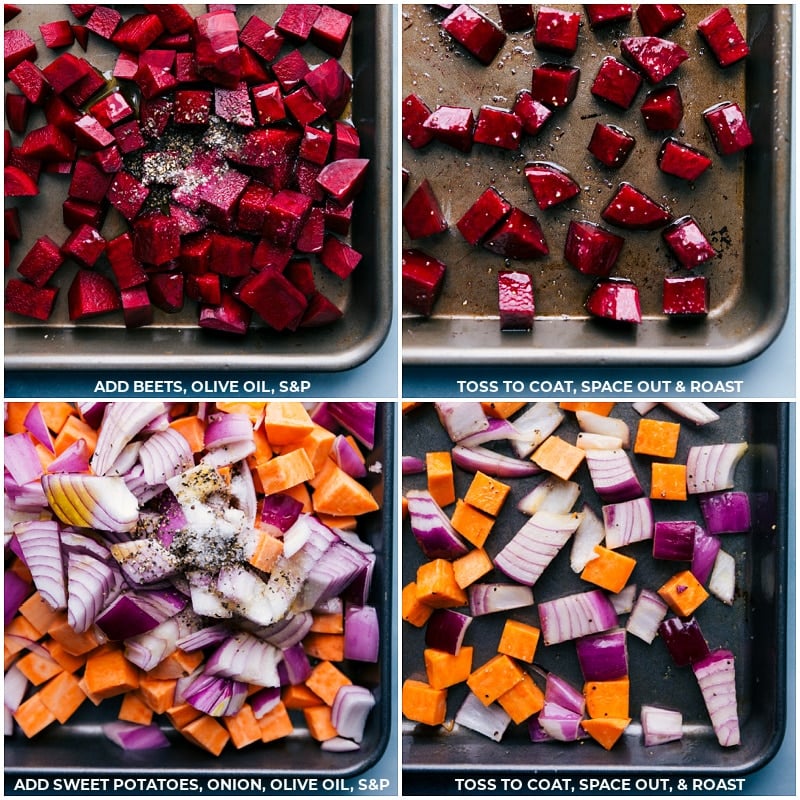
[4,5,392,371]
[402,403,787,774]
[5,404,394,778]
[401,5,791,365]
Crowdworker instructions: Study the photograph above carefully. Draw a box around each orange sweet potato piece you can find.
[531,435,585,480]
[16,650,62,686]
[634,417,681,459]
[283,424,336,471]
[118,690,154,725]
[13,693,56,738]
[257,448,316,495]
[305,660,352,706]
[467,654,525,706]
[247,528,284,573]
[402,582,434,627]
[169,415,206,454]
[138,676,176,714]
[303,632,344,662]
[584,677,630,719]
[580,717,631,750]
[581,545,636,593]
[450,500,494,548]
[312,462,379,516]
[224,703,262,748]
[165,702,203,730]
[426,451,455,508]
[497,619,540,663]
[650,462,687,501]
[258,700,294,742]
[303,704,338,741]
[40,402,77,434]
[283,684,322,709]
[402,679,447,726]
[38,670,87,723]
[464,471,510,516]
[658,570,709,617]
[181,715,230,755]
[415,558,467,608]
[19,591,61,634]
[497,672,544,723]
[47,614,100,655]
[481,401,527,419]
[424,646,473,690]
[452,548,493,589]
[264,402,315,445]
[53,415,98,457]
[5,402,35,434]
[310,609,344,634]
[83,647,139,699]
[559,402,616,416]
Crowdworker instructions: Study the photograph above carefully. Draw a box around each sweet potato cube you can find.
[650,462,687,501]
[467,654,525,706]
[450,500,494,548]
[584,677,630,719]
[464,471,510,516]
[497,672,544,723]
[531,435,585,480]
[426,451,455,508]
[634,418,680,458]
[425,646,473,690]
[581,545,636,593]
[452,548,493,589]
[402,581,434,627]
[416,559,467,608]
[658,570,709,617]
[497,619,540,663]
[402,679,447,726]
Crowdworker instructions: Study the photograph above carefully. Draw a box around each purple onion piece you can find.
[424,608,472,655]
[455,692,511,742]
[331,684,376,743]
[690,524,720,584]
[406,489,469,560]
[468,583,534,617]
[575,628,628,681]
[626,589,668,644]
[103,721,171,750]
[658,616,709,667]
[538,589,618,646]
[5,433,43,485]
[344,604,379,662]
[584,448,643,503]
[435,401,489,443]
[602,496,654,549]
[652,520,698,560]
[4,569,31,626]
[544,673,585,715]
[641,704,683,746]
[23,404,54,453]
[692,650,739,746]
[451,444,541,478]
[47,438,91,474]
[328,402,377,449]
[698,491,751,534]
[13,519,66,610]
[402,456,426,475]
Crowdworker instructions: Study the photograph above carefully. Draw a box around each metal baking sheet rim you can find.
[4,6,393,373]
[402,7,792,367]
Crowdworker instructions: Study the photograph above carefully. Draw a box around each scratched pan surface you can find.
[4,5,392,371]
[401,403,787,774]
[401,5,791,366]
[4,404,393,778]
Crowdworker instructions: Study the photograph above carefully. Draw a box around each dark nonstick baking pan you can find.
[4,5,392,371]
[401,403,787,776]
[401,5,791,366]
[4,404,394,781]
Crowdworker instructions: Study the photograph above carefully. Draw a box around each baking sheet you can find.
[4,403,394,778]
[401,402,787,774]
[4,5,393,371]
[401,5,791,366]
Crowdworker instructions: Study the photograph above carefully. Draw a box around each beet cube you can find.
[423,105,475,152]
[620,36,689,84]
[61,223,106,267]
[41,52,84,93]
[403,248,446,317]
[140,97,173,138]
[657,138,712,182]
[658,617,709,667]
[402,94,435,149]
[63,65,105,107]
[185,272,222,305]
[484,207,549,259]
[214,82,255,127]
[62,198,105,231]
[602,182,672,230]
[457,187,511,246]
[6,93,30,133]
[5,207,21,241]
[272,49,310,92]
[662,215,716,268]
[68,269,121,320]
[5,29,38,74]
[588,123,636,168]
[640,85,683,131]
[4,164,38,196]
[69,158,112,204]
[106,232,148,289]
[663,275,709,316]
[498,270,534,331]
[703,101,752,156]
[107,170,150,221]
[17,236,64,287]
[112,119,145,154]
[239,269,307,331]
[86,6,122,40]
[285,259,316,297]
[300,291,343,328]
[512,90,552,135]
[497,5,534,32]
[5,279,57,320]
[320,235,362,279]
[324,198,353,236]
[180,234,212,273]
[292,159,324,201]
[5,4,21,22]
[311,6,353,57]
[236,181,272,233]
[534,7,581,55]
[252,82,287,125]
[474,106,523,151]
[198,292,251,335]
[296,207,325,254]
[19,125,75,162]
[73,114,116,151]
[531,63,580,109]
[524,162,580,209]
[209,233,253,277]
[239,15,284,63]
[143,4,194,34]
[564,220,624,276]
[284,86,327,126]
[263,190,313,246]
[89,92,133,129]
[585,5,633,29]
[590,56,642,110]
[317,157,369,205]
[121,285,154,328]
[299,125,333,165]
[112,13,164,53]
[697,8,749,68]
[305,58,352,119]
[585,277,641,323]
[134,58,177,99]
[148,271,184,313]
[441,5,506,65]
[636,5,686,36]
[403,179,448,240]
[276,4,321,43]
[133,213,180,265]
[194,10,241,88]
[174,89,212,125]
[8,61,51,106]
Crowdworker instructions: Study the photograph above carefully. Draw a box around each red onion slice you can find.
[538,589,618,645]
[331,684,376,743]
[602,496,654,549]
[692,650,740,747]
[468,583,534,617]
[451,444,541,479]
[686,442,747,494]
[406,489,469,560]
[23,404,54,453]
[103,721,171,750]
[455,692,511,742]
[575,628,628,681]
[569,504,605,573]
[12,519,66,609]
[640,704,683,746]
[139,428,194,485]
[91,402,167,476]
[435,401,489,442]
[42,473,139,533]
[424,608,472,655]
[5,433,43,486]
[509,402,565,458]
[517,476,580,515]
[707,549,735,604]
[576,410,630,448]
[584,448,643,503]
[625,589,667,644]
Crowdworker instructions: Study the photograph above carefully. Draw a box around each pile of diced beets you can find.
[5,4,369,334]
[401,5,752,330]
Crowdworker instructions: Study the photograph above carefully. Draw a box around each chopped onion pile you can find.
[403,402,760,752]
[5,401,384,755]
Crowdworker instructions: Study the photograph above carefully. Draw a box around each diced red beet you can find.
[239,269,307,331]
[534,6,581,55]
[5,278,58,320]
[68,269,121,319]
[214,82,255,127]
[620,36,689,84]
[590,56,642,110]
[86,6,122,40]
[662,215,717,268]
[107,170,150,221]
[5,29,37,74]
[531,63,580,109]
[402,248,446,317]
[72,114,116,151]
[311,6,353,58]
[524,162,580,209]
[239,15,284,63]
[61,223,106,268]
[324,198,353,236]
[276,3,321,43]
[120,285,154,328]
[143,4,194,34]
[641,84,683,131]
[207,233,252,278]
[284,86,327,126]
[194,10,240,88]
[148,271,185,313]
[497,4,534,32]
[456,187,511,246]
[335,119,361,157]
[140,97,174,138]
[6,93,30,132]
[133,213,180,265]
[636,5,686,37]
[657,138,713,182]
[263,189,313,246]
[5,207,21,241]
[64,65,106,107]
[498,270,534,331]
[5,4,21,23]
[198,292,252,334]
[296,207,325,253]
[402,94,435,149]
[299,125,333,165]
[422,105,475,152]
[9,148,41,184]
[62,198,105,231]
[111,12,164,53]
[403,179,448,240]
[292,158,324,201]
[68,5,95,19]
[173,89,212,125]
[305,58,352,119]
[89,92,134,128]
[440,4,506,65]
[585,277,641,323]
[588,123,636,169]
[185,272,222,305]
[316,158,369,205]
[180,234,212,273]
[19,125,76,162]
[5,165,39,197]
[17,236,64,287]
[663,275,709,316]
[300,290,343,327]
[271,49,310,92]
[512,90,552,135]
[112,119,145,154]
[106,233,148,289]
[174,51,200,84]
[91,143,123,174]
[236,181,272,233]
[134,57,178,99]
[697,8,749,68]
[285,259,316,297]
[484,207,549,260]
[703,101,752,156]
[564,220,624,276]
[320,234,362,279]
[251,237,292,272]
[41,52,85,93]
[8,61,51,106]
[585,5,633,28]
[602,182,672,230]
[474,106,523,151]
[72,24,89,51]
[252,82,287,125]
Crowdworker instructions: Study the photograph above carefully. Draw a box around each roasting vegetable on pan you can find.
[5,401,384,754]
[403,401,758,750]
